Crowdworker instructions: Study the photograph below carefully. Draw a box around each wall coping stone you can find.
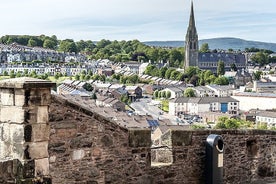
[0,77,55,89]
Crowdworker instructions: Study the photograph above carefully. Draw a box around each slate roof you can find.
[198,53,246,64]
[256,111,276,118]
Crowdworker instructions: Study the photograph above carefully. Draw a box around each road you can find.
[130,98,179,124]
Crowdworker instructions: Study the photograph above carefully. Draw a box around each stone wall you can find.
[0,77,275,184]
[48,94,276,184]
[48,95,151,184]
[150,130,276,184]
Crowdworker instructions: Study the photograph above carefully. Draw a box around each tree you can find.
[189,75,199,86]
[153,90,159,99]
[251,52,269,66]
[214,116,240,129]
[162,91,166,98]
[217,60,225,76]
[43,39,57,49]
[91,93,97,101]
[27,38,37,47]
[199,43,209,53]
[158,91,163,98]
[184,88,196,97]
[158,67,168,78]
[59,39,78,53]
[230,63,237,71]
[3,71,8,76]
[83,83,93,91]
[165,68,175,79]
[54,73,60,80]
[253,71,262,80]
[184,66,200,79]
[214,76,229,85]
[9,70,15,78]
[120,94,129,104]
[166,91,171,99]
[75,74,80,80]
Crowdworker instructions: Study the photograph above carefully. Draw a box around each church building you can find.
[184,1,246,73]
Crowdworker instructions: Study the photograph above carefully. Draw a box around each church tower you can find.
[185,1,199,69]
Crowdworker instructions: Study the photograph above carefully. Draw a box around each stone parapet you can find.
[0,77,55,183]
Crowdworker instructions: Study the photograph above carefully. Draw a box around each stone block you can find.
[0,89,14,106]
[128,128,151,147]
[72,149,85,161]
[31,124,50,142]
[0,106,25,123]
[171,130,192,146]
[0,141,11,159]
[28,142,49,159]
[2,123,10,142]
[11,143,25,161]
[35,158,49,176]
[29,88,51,106]
[10,124,24,143]
[26,106,49,124]
[14,89,26,107]
[37,106,49,123]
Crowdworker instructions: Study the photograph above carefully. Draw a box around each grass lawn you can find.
[48,76,72,84]
[161,99,169,112]
[0,76,11,80]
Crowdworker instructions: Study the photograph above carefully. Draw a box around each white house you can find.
[169,97,239,116]
[206,84,235,97]
[232,92,276,111]
[162,87,185,99]
[139,62,149,75]
[256,111,276,127]
[193,86,215,97]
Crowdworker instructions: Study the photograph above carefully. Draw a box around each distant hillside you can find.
[143,38,276,52]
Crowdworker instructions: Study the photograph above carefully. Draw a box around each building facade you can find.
[184,1,246,73]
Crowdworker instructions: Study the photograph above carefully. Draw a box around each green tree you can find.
[158,91,163,98]
[9,70,15,78]
[43,39,57,49]
[184,66,200,79]
[253,71,262,80]
[75,74,80,80]
[158,67,168,78]
[199,43,209,53]
[153,90,159,99]
[165,68,175,79]
[91,93,97,101]
[230,63,237,71]
[120,94,129,104]
[217,60,225,76]
[169,70,181,80]
[16,72,22,78]
[184,88,196,97]
[251,52,269,66]
[27,38,37,47]
[214,76,229,85]
[162,91,166,98]
[59,39,78,53]
[54,73,60,80]
[166,91,171,99]
[83,83,93,91]
[3,71,8,76]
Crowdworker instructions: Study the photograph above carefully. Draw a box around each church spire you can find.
[187,0,197,36]
[189,1,196,29]
[184,0,199,69]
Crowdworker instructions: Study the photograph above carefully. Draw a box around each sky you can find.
[1,0,276,42]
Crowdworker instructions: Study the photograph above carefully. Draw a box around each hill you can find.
[143,37,276,52]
